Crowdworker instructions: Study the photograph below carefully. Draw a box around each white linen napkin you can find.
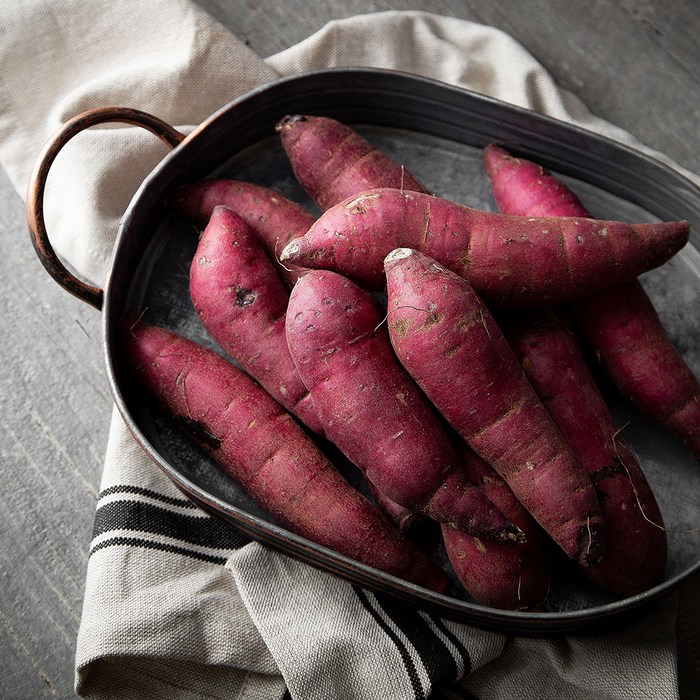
[0,3,693,698]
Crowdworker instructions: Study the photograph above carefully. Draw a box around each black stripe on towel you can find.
[92,499,249,550]
[90,536,229,564]
[99,484,198,508]
[372,591,461,690]
[354,586,425,700]
[429,615,473,677]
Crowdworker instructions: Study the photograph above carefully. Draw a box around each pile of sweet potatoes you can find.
[123,113,698,611]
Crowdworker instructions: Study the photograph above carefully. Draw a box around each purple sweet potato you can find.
[279,188,689,306]
[285,268,522,543]
[503,307,667,594]
[122,320,450,593]
[571,282,700,459]
[169,179,315,285]
[189,205,322,434]
[443,441,551,610]
[483,143,591,218]
[276,114,429,210]
[484,142,700,458]
[383,248,605,567]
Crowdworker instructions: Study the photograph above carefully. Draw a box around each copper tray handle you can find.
[26,106,187,310]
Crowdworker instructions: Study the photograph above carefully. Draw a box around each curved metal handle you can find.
[26,106,186,310]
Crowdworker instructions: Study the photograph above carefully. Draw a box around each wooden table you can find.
[1,1,697,697]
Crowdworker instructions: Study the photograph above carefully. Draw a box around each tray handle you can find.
[26,107,187,310]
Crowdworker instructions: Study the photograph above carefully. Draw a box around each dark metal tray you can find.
[101,68,700,635]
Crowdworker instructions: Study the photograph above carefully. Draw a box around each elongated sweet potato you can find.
[189,205,322,434]
[571,283,700,459]
[484,142,700,458]
[384,248,605,567]
[443,440,551,610]
[280,188,689,306]
[285,268,522,542]
[122,319,450,593]
[276,114,429,209]
[503,307,667,594]
[483,143,591,218]
[169,179,315,285]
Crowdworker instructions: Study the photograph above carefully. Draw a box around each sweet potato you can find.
[276,114,429,209]
[189,205,322,434]
[482,143,591,218]
[443,440,551,610]
[484,143,699,458]
[169,179,315,285]
[122,319,450,593]
[503,307,667,594]
[279,188,689,306]
[383,248,605,567]
[571,283,700,459]
[285,268,522,542]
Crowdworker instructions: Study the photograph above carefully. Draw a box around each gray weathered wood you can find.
[1,2,697,697]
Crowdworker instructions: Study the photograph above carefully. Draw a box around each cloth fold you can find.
[0,2,692,698]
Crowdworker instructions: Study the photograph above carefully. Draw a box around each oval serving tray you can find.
[102,68,700,635]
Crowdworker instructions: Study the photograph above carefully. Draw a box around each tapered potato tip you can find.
[384,247,415,264]
[275,114,307,132]
[280,240,300,261]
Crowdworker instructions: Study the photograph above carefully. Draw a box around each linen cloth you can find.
[0,2,694,698]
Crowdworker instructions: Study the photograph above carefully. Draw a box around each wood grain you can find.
[0,1,697,697]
